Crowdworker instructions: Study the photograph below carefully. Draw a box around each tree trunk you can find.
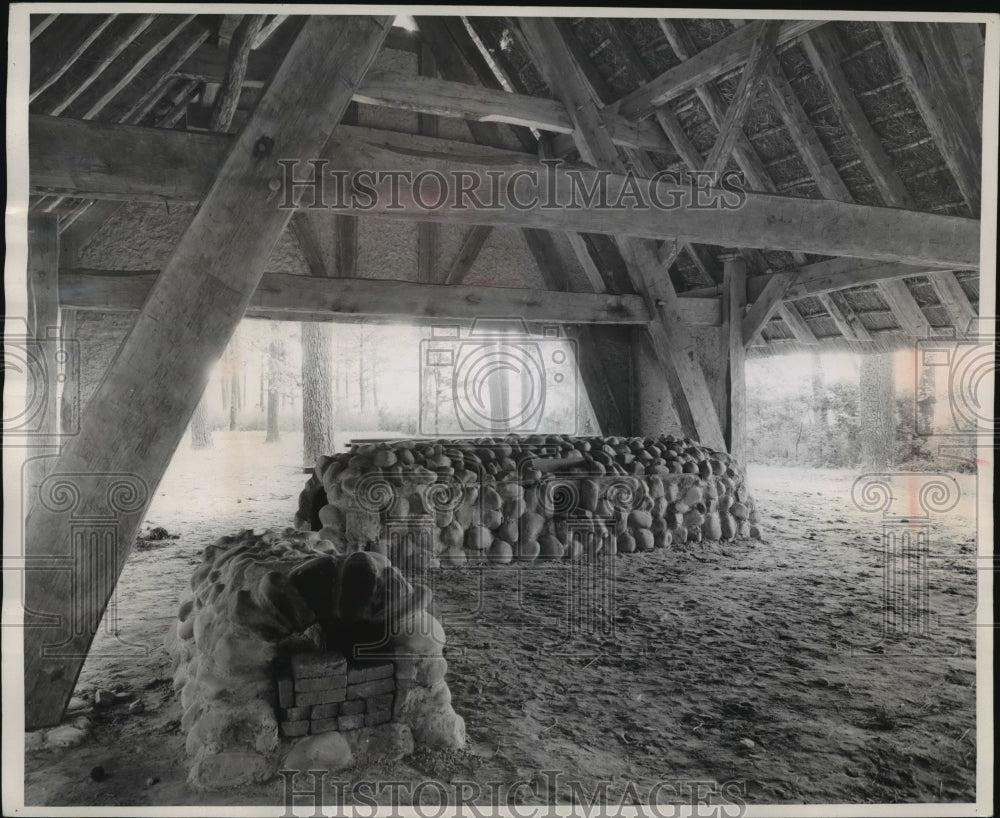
[301,324,334,466]
[859,352,896,468]
[265,335,281,443]
[229,365,241,431]
[190,390,213,449]
[917,359,935,436]
[811,352,827,427]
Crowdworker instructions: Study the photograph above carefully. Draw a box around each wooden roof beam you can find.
[743,273,794,346]
[877,278,932,337]
[801,24,975,341]
[418,15,632,435]
[613,19,826,120]
[31,15,118,102]
[658,18,810,267]
[29,114,981,269]
[520,16,727,450]
[61,269,695,325]
[776,301,819,344]
[47,14,156,116]
[879,21,982,216]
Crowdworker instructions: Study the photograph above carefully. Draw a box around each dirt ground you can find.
[21,431,981,808]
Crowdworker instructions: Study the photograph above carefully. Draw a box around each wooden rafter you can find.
[877,278,932,337]
[47,15,156,116]
[520,16,727,450]
[252,15,288,50]
[776,301,819,344]
[31,15,118,102]
[418,15,633,435]
[23,14,394,730]
[657,18,810,269]
[704,21,782,173]
[613,19,825,120]
[78,15,196,120]
[879,21,982,216]
[659,20,781,275]
[801,24,975,339]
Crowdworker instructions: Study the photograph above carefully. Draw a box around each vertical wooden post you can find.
[724,256,748,463]
[23,15,393,730]
[25,213,61,496]
[417,42,439,283]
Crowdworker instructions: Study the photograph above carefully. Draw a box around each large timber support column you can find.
[24,213,61,499]
[23,15,393,730]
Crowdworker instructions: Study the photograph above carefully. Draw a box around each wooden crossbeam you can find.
[659,20,780,274]
[658,19,810,267]
[23,14,394,731]
[29,113,981,268]
[743,272,793,345]
[520,17,727,450]
[178,44,671,152]
[776,301,819,344]
[60,269,703,326]
[879,22,982,216]
[613,19,825,120]
[704,21,782,173]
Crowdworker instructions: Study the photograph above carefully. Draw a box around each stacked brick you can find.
[166,530,465,791]
[277,652,396,737]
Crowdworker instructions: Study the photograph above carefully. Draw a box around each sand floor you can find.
[22,431,982,808]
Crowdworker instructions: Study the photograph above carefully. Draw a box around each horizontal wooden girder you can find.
[59,268,724,326]
[29,115,980,269]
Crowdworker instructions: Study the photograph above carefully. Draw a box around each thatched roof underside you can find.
[28,13,986,358]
